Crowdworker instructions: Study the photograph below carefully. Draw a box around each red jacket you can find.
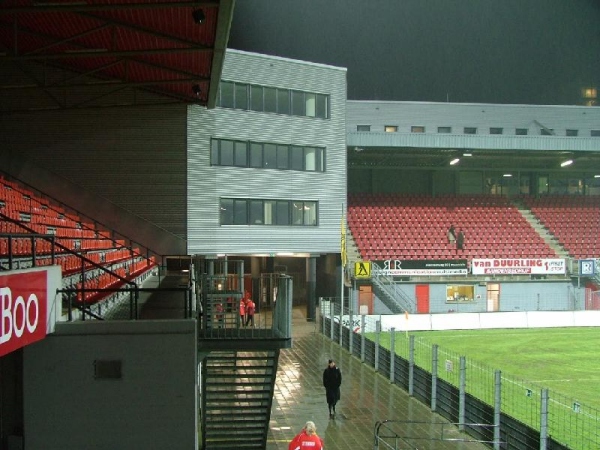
[288,431,323,450]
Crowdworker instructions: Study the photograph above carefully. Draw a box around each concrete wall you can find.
[23,320,197,450]
[373,280,577,314]
[345,310,600,332]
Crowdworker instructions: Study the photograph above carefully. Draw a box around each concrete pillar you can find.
[306,256,317,321]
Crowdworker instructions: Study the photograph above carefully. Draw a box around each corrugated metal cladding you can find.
[187,49,347,255]
[347,132,600,152]
[347,100,600,137]
[0,104,188,239]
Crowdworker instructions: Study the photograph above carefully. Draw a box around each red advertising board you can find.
[0,271,48,357]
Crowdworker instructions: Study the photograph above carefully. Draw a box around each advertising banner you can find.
[471,258,566,275]
[0,270,48,357]
[374,259,468,276]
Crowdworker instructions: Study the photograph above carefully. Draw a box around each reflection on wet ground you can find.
[266,309,490,450]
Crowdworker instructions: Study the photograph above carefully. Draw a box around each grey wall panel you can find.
[188,50,347,255]
[23,320,198,450]
[347,101,600,137]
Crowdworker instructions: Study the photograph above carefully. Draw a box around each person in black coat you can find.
[456,229,465,250]
[323,359,342,418]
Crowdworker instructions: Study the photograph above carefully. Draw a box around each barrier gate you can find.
[374,420,506,450]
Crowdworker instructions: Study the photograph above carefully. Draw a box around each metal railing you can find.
[321,300,598,450]
[374,420,504,449]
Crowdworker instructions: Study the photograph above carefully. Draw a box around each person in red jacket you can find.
[288,421,323,450]
[245,297,256,327]
[239,296,246,327]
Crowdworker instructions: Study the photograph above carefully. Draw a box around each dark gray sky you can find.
[228,0,600,105]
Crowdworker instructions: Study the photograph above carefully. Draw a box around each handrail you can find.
[371,261,414,313]
[374,419,504,449]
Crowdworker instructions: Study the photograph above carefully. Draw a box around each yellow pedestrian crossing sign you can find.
[355,261,371,279]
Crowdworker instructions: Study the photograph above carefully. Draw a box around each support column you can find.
[306,256,317,321]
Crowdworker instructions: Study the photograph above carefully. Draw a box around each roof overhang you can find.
[0,0,235,112]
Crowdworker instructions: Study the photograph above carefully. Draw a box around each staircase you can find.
[511,198,570,259]
[347,230,414,313]
[201,350,279,449]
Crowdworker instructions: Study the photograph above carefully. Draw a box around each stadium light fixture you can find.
[560,159,573,167]
[192,9,205,24]
[503,173,512,177]
[463,153,472,157]
[449,158,460,165]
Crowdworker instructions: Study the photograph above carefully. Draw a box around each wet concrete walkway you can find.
[266,309,490,450]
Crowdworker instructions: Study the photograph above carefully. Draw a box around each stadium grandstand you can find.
[1,1,600,449]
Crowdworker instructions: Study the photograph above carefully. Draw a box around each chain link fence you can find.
[320,298,599,450]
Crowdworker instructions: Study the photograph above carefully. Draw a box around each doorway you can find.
[486,283,500,312]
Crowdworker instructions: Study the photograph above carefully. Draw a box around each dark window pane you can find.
[220,199,233,224]
[464,127,477,134]
[566,129,578,136]
[264,200,275,225]
[235,84,248,109]
[516,128,528,135]
[305,147,317,171]
[490,127,503,134]
[291,91,305,116]
[250,200,263,224]
[277,89,290,115]
[315,148,324,172]
[220,82,234,108]
[250,85,263,111]
[291,146,304,170]
[357,125,370,132]
[592,130,600,137]
[316,94,328,118]
[276,201,290,225]
[292,202,304,225]
[305,93,316,117]
[264,144,277,168]
[264,87,277,113]
[211,139,219,165]
[304,201,317,225]
[220,140,234,166]
[234,141,247,167]
[277,145,289,169]
[233,200,247,225]
[437,127,451,133]
[250,143,263,168]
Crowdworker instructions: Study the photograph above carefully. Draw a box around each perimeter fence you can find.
[320,298,600,450]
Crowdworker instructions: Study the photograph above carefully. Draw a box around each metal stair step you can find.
[205,371,274,378]
[205,430,265,438]
[206,420,267,428]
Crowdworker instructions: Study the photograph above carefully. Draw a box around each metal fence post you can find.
[360,314,366,363]
[408,335,415,396]
[329,301,334,341]
[540,388,549,450]
[431,344,438,411]
[494,370,501,450]
[320,297,325,335]
[459,356,466,431]
[349,310,354,354]
[389,327,395,383]
[375,320,381,372]
[338,301,343,346]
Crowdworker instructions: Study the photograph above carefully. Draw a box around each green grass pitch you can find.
[378,327,600,411]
